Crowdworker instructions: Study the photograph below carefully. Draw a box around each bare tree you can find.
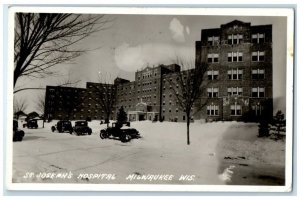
[14,13,110,91]
[13,98,28,119]
[55,72,81,88]
[36,94,45,115]
[35,93,46,127]
[167,58,208,145]
[90,73,116,126]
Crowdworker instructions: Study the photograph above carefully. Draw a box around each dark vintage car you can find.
[100,122,140,143]
[13,120,25,142]
[26,119,38,129]
[73,121,92,136]
[51,120,73,134]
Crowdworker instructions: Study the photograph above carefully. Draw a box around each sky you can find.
[13,14,287,114]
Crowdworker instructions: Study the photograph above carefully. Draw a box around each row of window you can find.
[49,88,86,93]
[56,108,112,114]
[207,87,266,98]
[88,85,114,90]
[56,114,112,120]
[207,104,264,116]
[137,71,159,80]
[207,33,266,46]
[158,115,191,121]
[137,88,157,93]
[207,104,241,116]
[118,85,134,91]
[208,69,265,80]
[138,81,158,87]
[207,51,266,63]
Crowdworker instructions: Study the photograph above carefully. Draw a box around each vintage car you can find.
[26,119,38,129]
[13,120,25,142]
[73,121,92,136]
[100,122,140,143]
[51,120,73,134]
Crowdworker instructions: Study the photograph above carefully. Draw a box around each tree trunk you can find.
[14,70,21,87]
[187,114,190,145]
[106,113,110,127]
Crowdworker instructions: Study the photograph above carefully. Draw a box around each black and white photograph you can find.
[6,7,294,192]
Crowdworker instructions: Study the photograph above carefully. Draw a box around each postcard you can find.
[6,6,294,192]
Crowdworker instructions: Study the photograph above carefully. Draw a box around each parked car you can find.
[51,120,73,134]
[73,121,92,136]
[100,122,140,143]
[13,120,25,142]
[26,119,38,129]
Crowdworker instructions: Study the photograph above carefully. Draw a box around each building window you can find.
[227,87,243,96]
[252,33,265,44]
[228,52,243,62]
[207,53,219,63]
[183,115,185,120]
[228,34,243,44]
[207,70,219,80]
[252,87,265,98]
[252,69,265,79]
[252,51,265,62]
[228,69,243,80]
[230,104,242,116]
[207,105,219,116]
[252,104,263,116]
[207,87,219,98]
[207,36,219,46]
[176,108,179,112]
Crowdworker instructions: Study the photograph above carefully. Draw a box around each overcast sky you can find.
[14,14,287,114]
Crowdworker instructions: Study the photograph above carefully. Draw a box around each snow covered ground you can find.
[12,120,285,185]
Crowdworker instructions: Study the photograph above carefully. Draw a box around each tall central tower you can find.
[196,20,273,121]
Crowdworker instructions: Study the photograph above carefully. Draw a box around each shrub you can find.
[117,106,127,124]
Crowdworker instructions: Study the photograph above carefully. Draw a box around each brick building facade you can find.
[196,20,273,121]
[44,20,273,122]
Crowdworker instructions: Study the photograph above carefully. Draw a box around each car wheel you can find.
[121,134,130,143]
[100,130,107,139]
[18,136,23,142]
[51,126,55,132]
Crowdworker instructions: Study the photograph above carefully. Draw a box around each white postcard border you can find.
[5,6,294,192]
